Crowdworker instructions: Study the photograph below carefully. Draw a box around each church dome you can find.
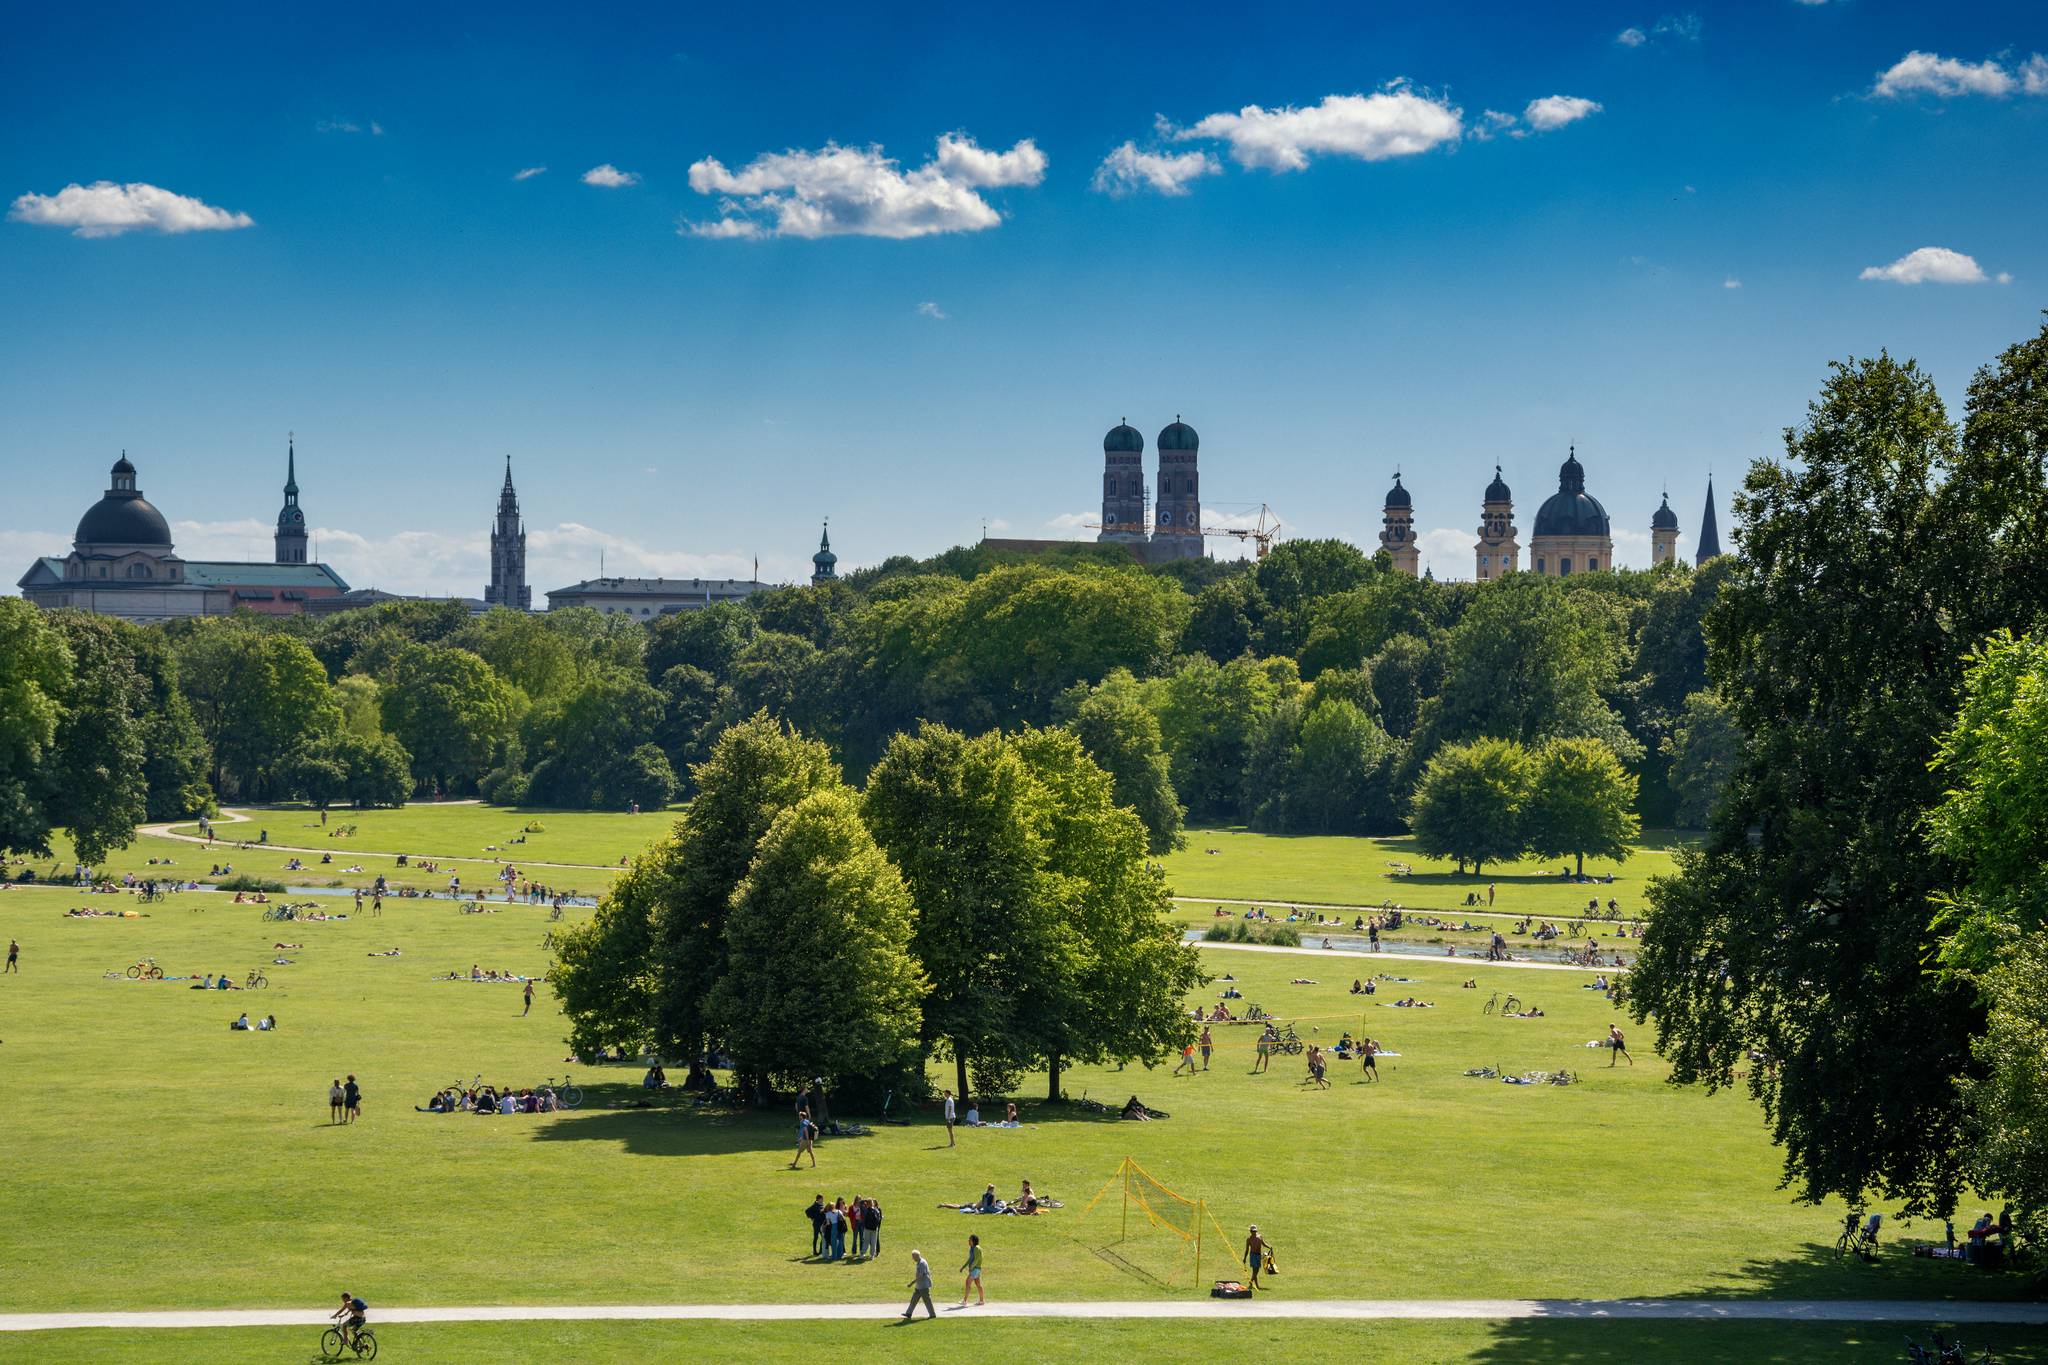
[76,457,172,547]
[1103,422,1144,454]
[1485,466,1512,504]
[1651,492,1679,530]
[1157,418,1199,452]
[1384,473,1411,509]
[1531,449,1610,538]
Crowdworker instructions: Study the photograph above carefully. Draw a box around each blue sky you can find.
[3,1,2044,594]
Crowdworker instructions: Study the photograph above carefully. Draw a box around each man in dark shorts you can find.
[1199,1025,1212,1071]
[1360,1038,1379,1082]
[1608,1023,1633,1066]
[5,938,17,973]
[332,1291,367,1348]
[1244,1225,1269,1289]
[344,1074,362,1121]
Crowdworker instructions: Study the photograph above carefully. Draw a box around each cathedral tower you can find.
[1381,473,1419,576]
[486,456,530,610]
[1652,491,1680,565]
[1150,417,1202,560]
[1696,477,1722,564]
[1528,447,1613,576]
[1474,465,1517,580]
[274,435,308,565]
[1098,420,1147,543]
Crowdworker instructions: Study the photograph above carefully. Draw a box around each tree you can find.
[1180,577,1267,662]
[1408,738,1533,876]
[45,612,150,863]
[708,789,926,1087]
[1291,698,1398,835]
[1630,343,2024,1216]
[0,599,73,859]
[523,671,666,807]
[1368,632,1445,742]
[331,674,384,739]
[644,602,756,682]
[456,608,579,702]
[1252,538,1376,655]
[862,723,1062,1101]
[1298,573,1456,677]
[381,644,520,794]
[1010,727,1203,1099]
[1065,679,1185,853]
[654,664,722,787]
[1522,737,1639,877]
[179,626,340,797]
[1154,654,1300,822]
[1667,690,1741,829]
[596,743,677,811]
[128,631,214,820]
[553,841,666,1060]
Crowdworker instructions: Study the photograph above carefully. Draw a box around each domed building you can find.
[1651,491,1680,565]
[1474,465,1518,580]
[18,448,349,621]
[1527,447,1613,576]
[1379,473,1419,576]
[1097,419,1147,544]
[1150,417,1204,560]
[811,520,838,585]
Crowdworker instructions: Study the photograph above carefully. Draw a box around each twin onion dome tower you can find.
[1380,448,1722,579]
[1095,418,1205,564]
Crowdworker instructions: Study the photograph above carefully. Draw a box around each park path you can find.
[4,1299,2044,1332]
[1170,895,1642,927]
[1197,940,1609,974]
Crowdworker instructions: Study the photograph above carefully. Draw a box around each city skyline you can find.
[3,1,2043,594]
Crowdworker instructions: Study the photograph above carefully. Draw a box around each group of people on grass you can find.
[327,1076,362,1123]
[806,1193,885,1260]
[229,1012,276,1031]
[417,1083,561,1114]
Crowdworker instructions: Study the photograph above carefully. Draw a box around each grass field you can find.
[1,811,2028,1360]
[5,1318,2044,1365]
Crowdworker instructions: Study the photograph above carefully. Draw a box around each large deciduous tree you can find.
[0,599,73,859]
[1521,737,1640,877]
[709,789,926,1089]
[1408,737,1533,876]
[1064,676,1185,853]
[380,644,519,794]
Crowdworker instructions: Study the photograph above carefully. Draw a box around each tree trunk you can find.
[1473,860,1483,878]
[1046,1050,1062,1102]
[1575,850,1584,878]
[954,1047,970,1109]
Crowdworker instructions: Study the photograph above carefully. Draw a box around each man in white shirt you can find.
[943,1091,957,1147]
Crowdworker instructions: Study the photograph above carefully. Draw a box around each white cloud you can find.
[1997,271,2014,285]
[2022,53,2048,95]
[931,133,1047,187]
[512,166,548,181]
[582,164,640,187]
[1616,27,1647,47]
[1619,14,1702,47]
[1046,511,1096,532]
[1872,51,2017,98]
[1723,276,1742,289]
[684,133,1045,240]
[1174,85,1464,171]
[1091,141,1222,195]
[1522,95,1603,132]
[8,181,254,238]
[316,118,382,136]
[1416,528,1472,579]
[916,300,947,320]
[1859,246,1992,285]
[1469,110,1520,142]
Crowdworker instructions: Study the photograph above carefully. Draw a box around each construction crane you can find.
[1204,503,1283,558]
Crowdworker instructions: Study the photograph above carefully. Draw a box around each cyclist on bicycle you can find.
[332,1291,367,1347]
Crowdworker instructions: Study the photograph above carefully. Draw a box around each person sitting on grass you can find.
[977,1184,999,1213]
[258,1014,275,1031]
[230,1012,251,1030]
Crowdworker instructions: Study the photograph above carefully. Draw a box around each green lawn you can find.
[0,878,2019,1318]
[5,1318,2043,1365]
[1162,827,1691,920]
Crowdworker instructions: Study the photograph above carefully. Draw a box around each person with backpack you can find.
[331,1292,367,1350]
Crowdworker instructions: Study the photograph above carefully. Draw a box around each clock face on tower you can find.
[1159,511,1173,525]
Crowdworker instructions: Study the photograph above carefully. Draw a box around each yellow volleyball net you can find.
[1076,1156,1242,1290]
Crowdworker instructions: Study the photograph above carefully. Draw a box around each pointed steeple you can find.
[812,518,839,585]
[285,433,299,496]
[1696,476,1722,565]
[274,432,309,564]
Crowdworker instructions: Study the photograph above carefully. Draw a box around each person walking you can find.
[958,1233,985,1306]
[522,979,534,1017]
[943,1090,957,1147]
[1199,1024,1213,1071]
[791,1109,817,1169]
[1487,882,1496,906]
[343,1074,362,1122]
[902,1250,937,1321]
[328,1078,345,1124]
[1360,1037,1379,1083]
[806,1195,826,1257]
[1252,1022,1276,1074]
[1172,1041,1197,1076]
[1244,1225,1269,1290]
[1608,1022,1633,1067]
[4,937,17,973]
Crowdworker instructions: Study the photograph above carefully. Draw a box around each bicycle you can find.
[545,1073,583,1108]
[1274,1023,1305,1057]
[1500,993,1522,1015]
[1482,991,1499,1015]
[1905,1330,1998,1365]
[1835,1211,1864,1259]
[125,957,163,980]
[548,905,564,922]
[1463,1065,1500,1079]
[245,969,268,989]
[321,1325,378,1360]
[540,930,558,951]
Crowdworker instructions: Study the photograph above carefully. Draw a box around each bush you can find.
[217,874,288,893]
[1203,919,1302,947]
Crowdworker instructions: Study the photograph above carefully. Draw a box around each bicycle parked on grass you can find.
[545,1073,583,1108]
[245,968,267,989]
[125,957,163,980]
[1272,1023,1305,1056]
[1837,1211,1883,1261]
[1906,1330,1998,1365]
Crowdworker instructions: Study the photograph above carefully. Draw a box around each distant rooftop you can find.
[184,560,350,590]
[546,577,774,597]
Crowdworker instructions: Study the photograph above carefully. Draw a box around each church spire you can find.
[487,456,531,609]
[812,518,839,585]
[1696,476,1722,564]
[274,432,309,564]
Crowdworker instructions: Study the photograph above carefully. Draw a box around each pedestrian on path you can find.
[1245,1225,1269,1290]
[902,1251,937,1321]
[943,1090,957,1147]
[1199,1025,1212,1070]
[1608,1022,1633,1067]
[522,979,534,1016]
[958,1233,985,1306]
[5,937,17,973]
[328,1078,344,1123]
